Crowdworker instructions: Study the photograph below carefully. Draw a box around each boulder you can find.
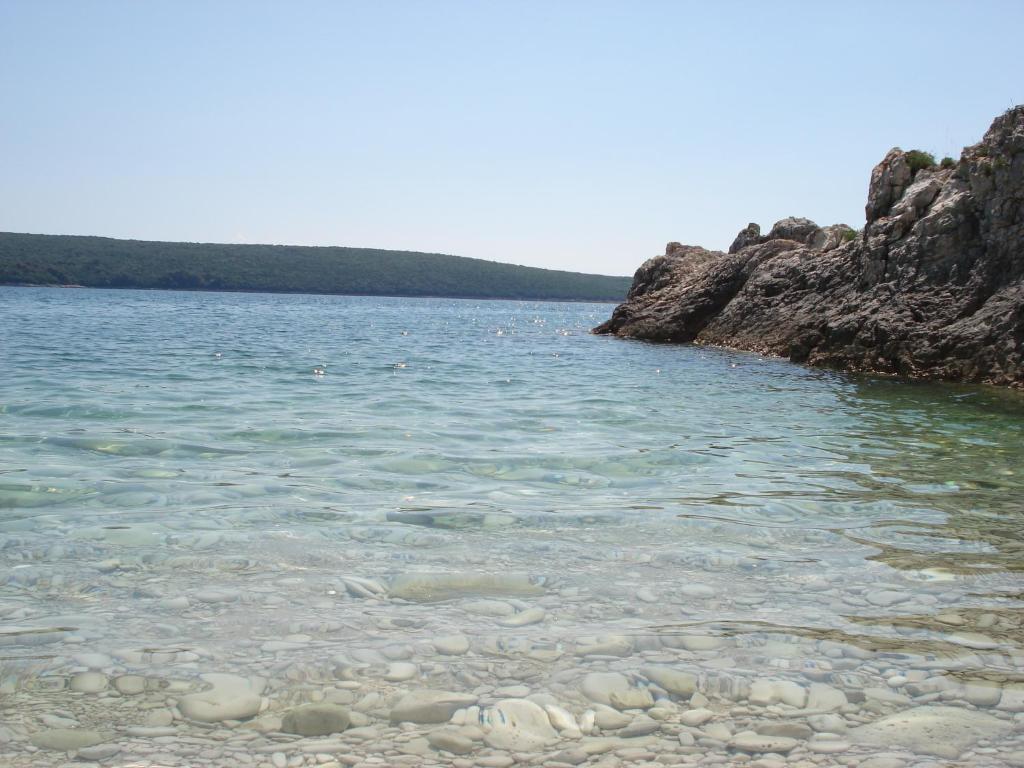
[764,216,824,248]
[748,679,807,708]
[178,674,264,723]
[847,705,1012,759]
[281,704,351,736]
[427,728,474,754]
[480,699,558,750]
[390,690,477,724]
[639,665,698,696]
[389,572,544,601]
[581,672,654,710]
[30,729,112,751]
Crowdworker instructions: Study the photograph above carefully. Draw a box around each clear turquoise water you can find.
[2,287,1024,763]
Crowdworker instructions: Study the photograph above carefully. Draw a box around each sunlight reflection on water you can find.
[1,287,1023,765]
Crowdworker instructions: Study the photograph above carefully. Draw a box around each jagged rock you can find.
[729,223,761,253]
[820,224,857,251]
[595,105,1024,389]
[764,217,824,248]
[728,218,827,254]
[866,148,913,223]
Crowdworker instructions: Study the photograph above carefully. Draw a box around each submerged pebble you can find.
[3,295,1024,768]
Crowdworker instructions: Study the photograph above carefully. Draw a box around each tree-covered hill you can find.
[0,232,630,302]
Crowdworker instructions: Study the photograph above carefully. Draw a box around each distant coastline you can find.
[0,232,630,303]
[0,282,619,305]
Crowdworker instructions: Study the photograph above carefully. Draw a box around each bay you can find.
[1,286,1023,766]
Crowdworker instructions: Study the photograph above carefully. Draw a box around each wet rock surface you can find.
[596,106,1024,388]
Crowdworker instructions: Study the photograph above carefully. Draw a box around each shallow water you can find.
[2,287,1024,767]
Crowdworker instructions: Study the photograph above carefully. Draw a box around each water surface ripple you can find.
[2,288,1024,766]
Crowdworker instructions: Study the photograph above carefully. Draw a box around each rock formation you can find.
[595,106,1024,388]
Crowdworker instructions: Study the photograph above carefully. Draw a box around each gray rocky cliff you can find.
[594,106,1024,389]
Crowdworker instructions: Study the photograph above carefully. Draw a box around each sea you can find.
[2,286,1024,766]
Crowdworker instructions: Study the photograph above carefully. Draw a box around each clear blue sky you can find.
[1,1,1021,276]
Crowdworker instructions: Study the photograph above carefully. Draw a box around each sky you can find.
[1,1,1022,276]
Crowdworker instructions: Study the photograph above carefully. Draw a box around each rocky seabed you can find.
[3,520,1024,768]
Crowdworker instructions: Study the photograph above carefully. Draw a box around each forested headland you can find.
[0,232,630,302]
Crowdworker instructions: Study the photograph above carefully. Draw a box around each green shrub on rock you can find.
[906,150,937,172]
